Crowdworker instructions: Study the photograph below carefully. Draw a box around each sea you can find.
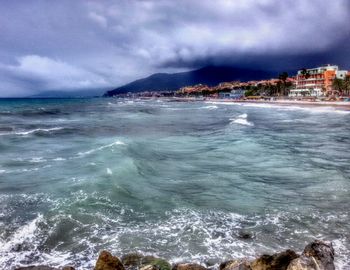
[0,98,349,269]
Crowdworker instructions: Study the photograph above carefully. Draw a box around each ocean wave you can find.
[0,200,349,269]
[20,107,64,117]
[0,127,64,136]
[240,103,350,114]
[0,214,45,269]
[200,105,218,110]
[230,114,254,126]
[53,157,66,161]
[205,101,350,114]
[78,140,126,156]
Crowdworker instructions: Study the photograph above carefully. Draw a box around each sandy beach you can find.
[200,98,350,110]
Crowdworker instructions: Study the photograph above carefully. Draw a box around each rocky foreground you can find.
[15,240,335,270]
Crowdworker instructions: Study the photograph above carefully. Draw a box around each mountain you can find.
[104,66,276,96]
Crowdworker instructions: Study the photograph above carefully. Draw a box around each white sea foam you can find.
[200,105,218,110]
[0,214,44,268]
[205,101,350,114]
[29,157,46,163]
[0,215,43,252]
[53,157,66,161]
[1,202,348,269]
[230,113,254,126]
[333,238,350,269]
[0,127,64,136]
[78,140,126,156]
[106,168,113,175]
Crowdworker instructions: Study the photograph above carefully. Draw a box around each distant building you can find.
[289,64,348,97]
[218,89,246,99]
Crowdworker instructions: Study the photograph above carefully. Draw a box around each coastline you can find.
[212,99,350,108]
[2,98,349,270]
[14,240,335,270]
[165,97,350,110]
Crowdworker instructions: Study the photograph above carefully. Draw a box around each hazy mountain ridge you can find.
[104,66,276,96]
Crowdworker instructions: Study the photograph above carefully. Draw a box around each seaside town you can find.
[123,64,350,102]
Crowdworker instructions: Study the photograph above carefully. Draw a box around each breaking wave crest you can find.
[1,199,349,269]
[0,127,64,136]
[230,113,254,126]
[78,140,126,156]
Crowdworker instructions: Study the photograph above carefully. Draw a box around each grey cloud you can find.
[0,0,349,96]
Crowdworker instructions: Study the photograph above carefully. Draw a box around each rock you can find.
[220,260,251,270]
[303,240,334,270]
[250,249,299,270]
[173,263,207,270]
[141,256,158,265]
[121,253,144,269]
[94,250,125,270]
[287,256,323,270]
[140,265,158,270]
[140,257,171,270]
[204,259,218,267]
[62,267,75,270]
[237,230,254,240]
[287,240,335,270]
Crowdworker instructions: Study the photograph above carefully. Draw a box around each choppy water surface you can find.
[0,98,349,269]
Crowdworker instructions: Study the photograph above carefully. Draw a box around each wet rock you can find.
[140,265,158,270]
[287,240,335,270]
[237,230,254,240]
[173,263,207,270]
[121,253,144,269]
[303,240,334,270]
[287,256,324,270]
[62,267,75,270]
[250,249,299,270]
[141,256,158,265]
[140,257,171,270]
[220,260,251,270]
[204,259,218,267]
[94,250,125,270]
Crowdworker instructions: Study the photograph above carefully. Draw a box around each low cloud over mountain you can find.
[0,0,349,96]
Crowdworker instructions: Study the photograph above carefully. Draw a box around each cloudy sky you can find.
[0,0,349,97]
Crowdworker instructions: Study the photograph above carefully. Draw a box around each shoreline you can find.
[166,97,350,110]
[211,98,350,108]
[14,240,335,270]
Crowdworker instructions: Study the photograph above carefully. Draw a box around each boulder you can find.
[94,250,125,270]
[287,256,324,270]
[303,240,334,270]
[121,253,144,269]
[237,230,254,240]
[250,249,299,270]
[220,260,251,270]
[140,265,158,270]
[173,263,207,270]
[140,257,171,270]
[287,240,335,270]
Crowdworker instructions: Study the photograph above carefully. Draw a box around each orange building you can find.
[289,64,348,97]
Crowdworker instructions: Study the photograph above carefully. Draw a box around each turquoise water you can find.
[0,98,349,269]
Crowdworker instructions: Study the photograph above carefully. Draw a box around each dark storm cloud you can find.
[0,0,349,96]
